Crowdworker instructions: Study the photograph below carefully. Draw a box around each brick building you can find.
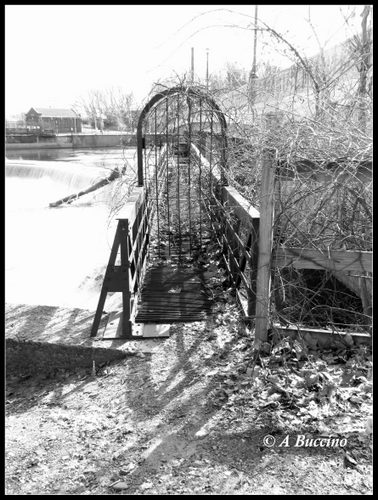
[25,107,82,133]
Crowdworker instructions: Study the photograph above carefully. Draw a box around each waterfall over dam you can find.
[5,148,136,310]
[6,159,107,188]
[5,159,115,209]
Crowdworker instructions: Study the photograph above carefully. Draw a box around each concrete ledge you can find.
[5,304,136,376]
[5,133,133,150]
[6,338,130,376]
[5,303,171,376]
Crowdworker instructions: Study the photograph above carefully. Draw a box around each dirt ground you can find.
[5,293,372,495]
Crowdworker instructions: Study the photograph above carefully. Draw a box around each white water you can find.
[5,148,137,310]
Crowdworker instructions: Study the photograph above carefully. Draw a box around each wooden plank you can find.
[193,144,260,318]
[90,223,122,337]
[190,142,224,181]
[128,201,151,262]
[221,185,260,226]
[130,230,149,292]
[102,315,171,339]
[273,247,372,273]
[331,270,372,317]
[191,142,260,225]
[273,323,371,345]
[116,186,145,224]
[140,324,170,338]
[255,150,276,345]
[276,163,372,185]
[210,194,253,261]
[236,232,252,286]
[219,233,250,290]
[134,264,213,323]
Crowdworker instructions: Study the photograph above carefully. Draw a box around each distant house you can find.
[25,107,82,133]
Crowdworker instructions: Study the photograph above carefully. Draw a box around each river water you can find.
[5,147,137,310]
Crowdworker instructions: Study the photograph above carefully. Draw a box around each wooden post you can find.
[248,217,259,317]
[254,149,276,346]
[90,223,122,338]
[120,220,133,338]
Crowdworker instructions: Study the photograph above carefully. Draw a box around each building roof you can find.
[27,107,79,118]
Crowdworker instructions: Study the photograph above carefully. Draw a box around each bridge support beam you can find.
[91,219,134,339]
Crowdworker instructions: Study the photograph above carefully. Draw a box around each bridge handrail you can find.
[90,183,151,338]
[190,142,260,317]
[190,143,260,223]
[116,186,145,224]
[117,145,169,293]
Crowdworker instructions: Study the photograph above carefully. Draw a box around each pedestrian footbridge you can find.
[90,85,372,342]
[90,86,260,340]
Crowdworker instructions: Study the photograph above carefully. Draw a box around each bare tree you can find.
[178,9,373,329]
[354,5,372,131]
[74,87,137,131]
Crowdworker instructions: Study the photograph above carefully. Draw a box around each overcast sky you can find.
[5,4,362,116]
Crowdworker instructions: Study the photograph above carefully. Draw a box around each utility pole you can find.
[191,47,194,83]
[249,5,258,107]
[252,5,258,78]
[206,48,209,89]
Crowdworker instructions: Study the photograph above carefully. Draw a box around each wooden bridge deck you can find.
[134,264,212,323]
[134,142,213,324]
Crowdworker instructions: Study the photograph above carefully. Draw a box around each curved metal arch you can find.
[136,86,228,186]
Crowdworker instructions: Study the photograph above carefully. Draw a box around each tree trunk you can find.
[49,166,126,208]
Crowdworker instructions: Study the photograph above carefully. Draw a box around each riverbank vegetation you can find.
[147,6,373,334]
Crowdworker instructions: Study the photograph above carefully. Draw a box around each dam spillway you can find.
[5,148,136,310]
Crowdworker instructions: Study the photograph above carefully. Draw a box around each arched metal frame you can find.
[136,85,228,187]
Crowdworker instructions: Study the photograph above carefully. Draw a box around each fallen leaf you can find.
[343,334,354,347]
[349,395,363,405]
[112,481,129,490]
[344,452,358,468]
[365,417,373,435]
[140,482,153,490]
[119,463,137,475]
